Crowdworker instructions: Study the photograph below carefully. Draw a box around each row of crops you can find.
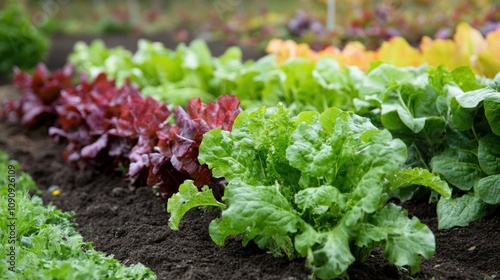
[0,151,156,279]
[2,25,500,279]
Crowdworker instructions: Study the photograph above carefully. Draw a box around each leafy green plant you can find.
[69,39,228,106]
[168,106,450,279]
[222,57,361,113]
[354,63,500,229]
[68,40,361,112]
[0,2,49,76]
[434,82,500,228]
[0,151,156,279]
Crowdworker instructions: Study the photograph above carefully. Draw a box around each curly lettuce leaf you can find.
[295,225,354,278]
[209,180,302,257]
[199,105,301,191]
[357,204,435,274]
[167,181,225,230]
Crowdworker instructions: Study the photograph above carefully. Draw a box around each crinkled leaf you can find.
[295,226,355,279]
[187,95,241,131]
[127,95,240,199]
[437,194,492,229]
[288,108,406,192]
[484,95,500,136]
[478,134,500,175]
[454,87,498,108]
[451,66,482,92]
[199,126,260,184]
[389,168,451,198]
[286,122,336,179]
[2,64,74,127]
[369,204,434,273]
[209,180,302,251]
[52,74,143,169]
[475,175,500,205]
[199,105,297,187]
[167,181,225,230]
[359,64,417,98]
[294,185,346,215]
[431,149,485,191]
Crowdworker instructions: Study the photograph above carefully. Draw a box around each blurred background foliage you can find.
[2,0,499,48]
[1,0,500,75]
[0,2,48,75]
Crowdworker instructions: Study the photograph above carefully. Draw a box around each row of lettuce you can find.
[1,39,499,279]
[67,38,500,227]
[2,64,240,201]
[0,151,156,279]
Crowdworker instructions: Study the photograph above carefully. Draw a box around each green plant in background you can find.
[0,151,156,279]
[96,16,132,35]
[69,39,236,106]
[68,39,361,111]
[0,2,49,76]
[354,64,500,229]
[69,39,500,229]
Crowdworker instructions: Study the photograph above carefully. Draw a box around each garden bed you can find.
[0,85,498,280]
[2,30,500,280]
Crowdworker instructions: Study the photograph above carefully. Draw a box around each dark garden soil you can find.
[1,34,499,280]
